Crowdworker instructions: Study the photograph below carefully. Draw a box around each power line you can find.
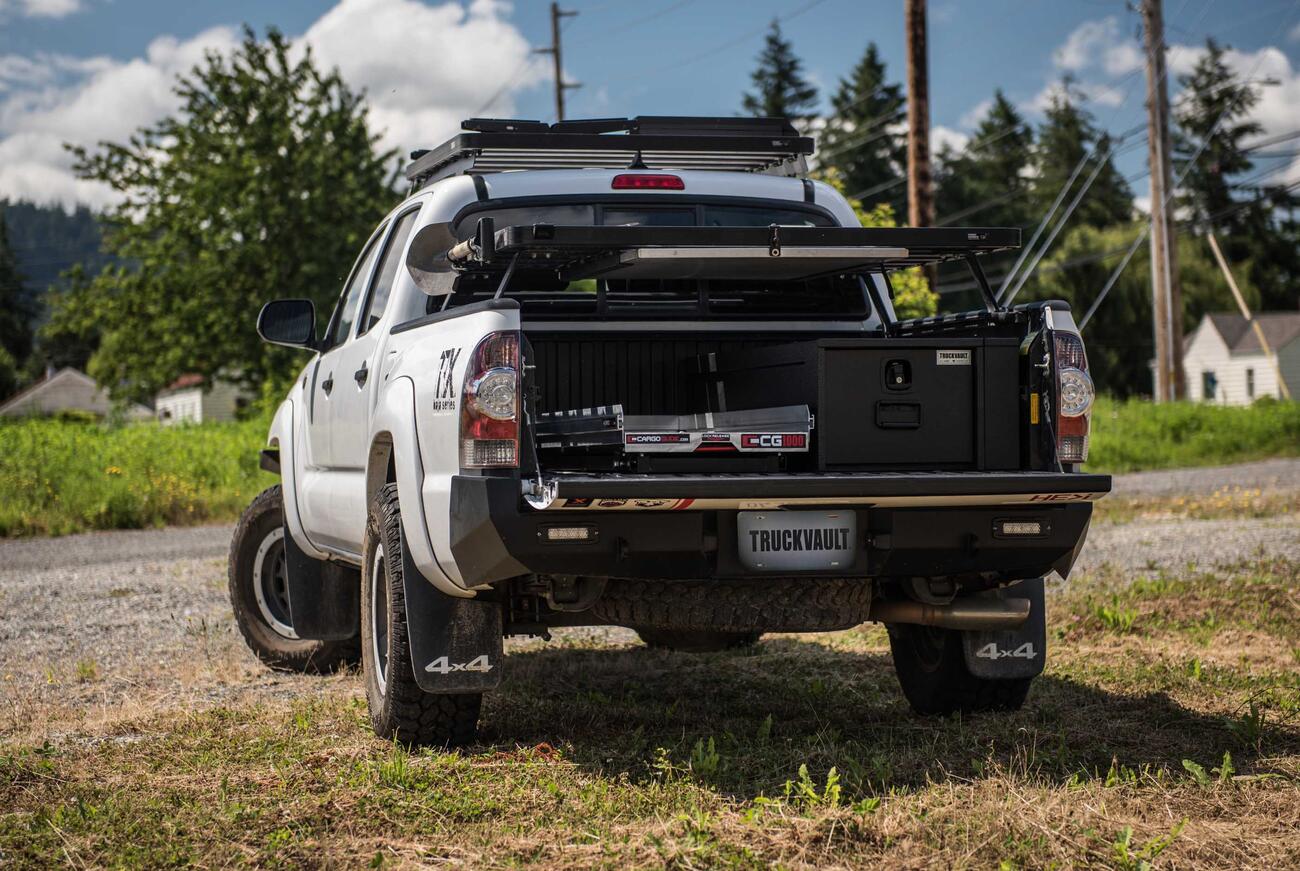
[1002,137,1133,306]
[567,0,698,47]
[996,0,1210,298]
[1080,0,1300,331]
[612,0,831,83]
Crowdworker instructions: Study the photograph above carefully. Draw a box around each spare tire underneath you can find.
[591,577,872,634]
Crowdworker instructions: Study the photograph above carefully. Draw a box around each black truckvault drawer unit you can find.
[689,338,1021,471]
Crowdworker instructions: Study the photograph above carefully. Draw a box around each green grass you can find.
[1086,396,1300,473]
[2,559,1298,868]
[0,417,273,537]
[0,396,1296,536]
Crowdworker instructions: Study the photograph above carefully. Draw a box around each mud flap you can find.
[284,524,360,641]
[960,578,1046,680]
[400,531,504,693]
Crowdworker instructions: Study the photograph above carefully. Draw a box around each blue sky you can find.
[3,0,1299,209]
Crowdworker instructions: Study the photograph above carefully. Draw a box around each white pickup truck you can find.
[228,117,1109,746]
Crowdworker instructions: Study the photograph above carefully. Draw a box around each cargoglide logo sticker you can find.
[740,433,807,449]
[626,433,690,444]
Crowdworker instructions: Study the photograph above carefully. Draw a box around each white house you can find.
[1183,312,1300,404]
[155,374,249,424]
[0,367,152,419]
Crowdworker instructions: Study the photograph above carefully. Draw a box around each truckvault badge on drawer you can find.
[737,511,857,571]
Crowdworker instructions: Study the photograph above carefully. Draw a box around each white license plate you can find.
[736,510,857,571]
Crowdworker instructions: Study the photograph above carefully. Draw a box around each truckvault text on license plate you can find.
[736,511,857,571]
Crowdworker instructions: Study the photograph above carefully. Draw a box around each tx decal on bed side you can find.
[432,347,461,412]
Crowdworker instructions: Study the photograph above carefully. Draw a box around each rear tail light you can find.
[460,331,520,468]
[1052,331,1094,464]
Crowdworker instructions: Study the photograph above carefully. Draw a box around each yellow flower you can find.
[105,466,123,476]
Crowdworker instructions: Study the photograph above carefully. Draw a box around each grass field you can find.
[0,417,274,537]
[0,398,1296,537]
[2,558,1297,868]
[1087,396,1300,472]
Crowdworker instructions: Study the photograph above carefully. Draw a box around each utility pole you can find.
[536,2,580,121]
[1141,0,1185,400]
[905,0,933,231]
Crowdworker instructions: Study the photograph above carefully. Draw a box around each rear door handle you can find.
[322,374,334,395]
[353,362,369,386]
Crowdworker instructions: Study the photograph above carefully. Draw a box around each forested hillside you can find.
[0,201,114,392]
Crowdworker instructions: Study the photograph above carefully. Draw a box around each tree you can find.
[1030,81,1133,230]
[819,167,936,319]
[3,200,116,378]
[933,91,1036,303]
[1174,38,1300,311]
[48,27,396,402]
[1025,222,1254,397]
[1174,39,1261,229]
[820,43,906,209]
[936,91,1035,228]
[0,206,34,381]
[741,21,818,126]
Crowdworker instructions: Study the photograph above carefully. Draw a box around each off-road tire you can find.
[593,577,871,633]
[362,483,481,747]
[636,628,761,652]
[228,485,359,673]
[888,624,1032,715]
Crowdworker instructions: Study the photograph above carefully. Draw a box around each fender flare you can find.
[268,398,329,561]
[367,376,471,599]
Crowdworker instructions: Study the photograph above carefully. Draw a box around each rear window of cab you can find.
[452,202,834,238]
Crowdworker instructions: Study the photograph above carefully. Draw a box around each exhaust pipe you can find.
[869,597,1031,631]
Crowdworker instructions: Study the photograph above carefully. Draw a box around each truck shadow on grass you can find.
[484,634,1299,800]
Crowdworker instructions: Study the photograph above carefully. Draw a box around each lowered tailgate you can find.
[525,470,1111,511]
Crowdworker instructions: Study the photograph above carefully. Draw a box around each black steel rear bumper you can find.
[448,471,1108,588]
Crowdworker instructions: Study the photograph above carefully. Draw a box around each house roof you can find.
[1202,312,1300,355]
[165,373,205,391]
[0,367,152,418]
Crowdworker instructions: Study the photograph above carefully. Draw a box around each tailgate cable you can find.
[521,353,555,509]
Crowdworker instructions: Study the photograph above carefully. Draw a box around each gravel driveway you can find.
[2,460,1296,738]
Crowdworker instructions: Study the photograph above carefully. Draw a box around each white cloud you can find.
[1104,42,1143,77]
[0,0,543,208]
[1166,42,1300,187]
[931,125,969,155]
[1289,22,1300,42]
[300,0,545,160]
[1027,77,1129,114]
[0,26,238,207]
[0,0,83,19]
[958,98,992,131]
[1053,17,1143,77]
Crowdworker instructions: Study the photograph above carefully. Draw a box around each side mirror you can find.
[257,299,317,350]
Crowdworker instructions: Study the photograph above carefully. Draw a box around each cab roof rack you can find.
[404,116,814,191]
